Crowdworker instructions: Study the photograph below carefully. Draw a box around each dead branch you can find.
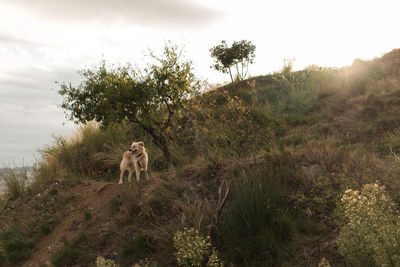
[390,147,400,161]
[209,180,230,240]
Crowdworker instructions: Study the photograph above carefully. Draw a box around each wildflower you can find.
[173,228,223,267]
[337,183,400,266]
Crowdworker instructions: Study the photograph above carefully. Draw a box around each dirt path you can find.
[21,181,127,267]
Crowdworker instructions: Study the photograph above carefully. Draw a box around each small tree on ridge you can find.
[210,40,256,83]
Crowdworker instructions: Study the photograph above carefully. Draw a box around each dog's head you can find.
[128,141,145,156]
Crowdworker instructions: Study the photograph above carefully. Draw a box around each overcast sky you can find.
[1,0,400,166]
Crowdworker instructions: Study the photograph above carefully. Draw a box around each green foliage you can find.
[0,165,28,200]
[50,233,97,267]
[188,92,270,160]
[120,233,154,263]
[337,183,400,266]
[0,230,33,265]
[221,168,296,265]
[58,42,200,168]
[109,193,124,215]
[210,40,256,82]
[96,256,158,267]
[96,256,119,267]
[34,122,130,183]
[318,257,332,267]
[0,240,7,264]
[132,258,158,267]
[4,46,400,267]
[272,60,320,115]
[174,228,223,267]
[84,210,92,221]
[382,129,400,156]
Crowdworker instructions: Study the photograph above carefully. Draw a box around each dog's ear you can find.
[138,141,144,147]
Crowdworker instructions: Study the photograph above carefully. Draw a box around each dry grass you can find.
[3,49,400,266]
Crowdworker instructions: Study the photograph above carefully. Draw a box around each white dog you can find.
[119,141,149,184]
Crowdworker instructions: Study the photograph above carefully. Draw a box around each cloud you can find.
[6,0,224,29]
[0,66,78,165]
[0,102,74,166]
[0,66,80,108]
[0,34,39,46]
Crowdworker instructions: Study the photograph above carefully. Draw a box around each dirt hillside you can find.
[19,179,149,267]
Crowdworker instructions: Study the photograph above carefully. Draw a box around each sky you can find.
[1,0,400,166]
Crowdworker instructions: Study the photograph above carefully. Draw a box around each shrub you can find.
[35,121,131,184]
[337,183,400,266]
[220,168,296,265]
[189,94,269,160]
[0,240,8,264]
[318,257,331,267]
[108,193,124,215]
[95,256,158,267]
[132,258,158,267]
[50,233,96,267]
[120,232,153,263]
[96,256,119,267]
[0,236,32,264]
[173,228,223,267]
[0,166,28,200]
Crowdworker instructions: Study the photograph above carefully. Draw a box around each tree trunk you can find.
[159,140,174,171]
[133,119,174,171]
[149,131,174,171]
[228,68,234,83]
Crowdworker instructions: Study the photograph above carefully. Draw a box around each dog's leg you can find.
[135,168,141,183]
[144,164,149,180]
[119,157,129,184]
[128,166,134,183]
[119,169,125,184]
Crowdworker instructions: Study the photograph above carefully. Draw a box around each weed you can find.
[109,193,124,215]
[50,233,97,267]
[39,222,51,235]
[48,187,58,196]
[0,230,33,265]
[0,165,28,200]
[84,210,93,221]
[133,258,158,267]
[221,168,296,265]
[3,49,400,267]
[0,240,7,265]
[337,183,400,266]
[174,228,223,267]
[97,256,119,267]
[120,233,154,263]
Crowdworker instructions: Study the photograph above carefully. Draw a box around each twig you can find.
[209,180,230,240]
[390,147,400,161]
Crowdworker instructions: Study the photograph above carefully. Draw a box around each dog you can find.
[119,141,149,184]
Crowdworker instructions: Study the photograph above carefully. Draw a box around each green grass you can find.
[220,167,298,265]
[108,193,124,215]
[50,233,97,267]
[0,166,28,201]
[120,233,154,264]
[2,49,400,266]
[0,229,33,265]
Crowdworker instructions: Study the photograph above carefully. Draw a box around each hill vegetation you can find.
[1,48,400,266]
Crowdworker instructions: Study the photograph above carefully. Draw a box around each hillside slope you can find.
[21,181,120,266]
[2,49,400,266]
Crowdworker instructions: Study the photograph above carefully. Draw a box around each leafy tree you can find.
[210,40,256,83]
[58,43,200,170]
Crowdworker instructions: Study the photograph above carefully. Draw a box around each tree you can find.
[58,43,200,170]
[210,40,256,83]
